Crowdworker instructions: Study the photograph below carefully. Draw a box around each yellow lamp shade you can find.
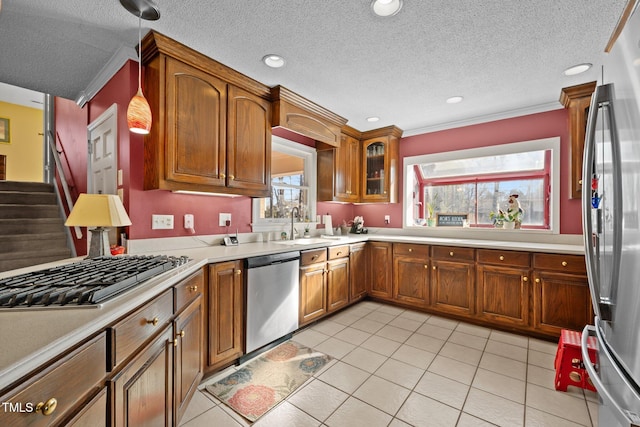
[127,88,152,135]
[65,194,132,228]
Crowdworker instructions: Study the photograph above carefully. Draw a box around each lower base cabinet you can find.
[111,325,174,427]
[66,387,108,426]
[207,261,244,371]
[368,241,393,300]
[349,243,367,301]
[393,243,430,307]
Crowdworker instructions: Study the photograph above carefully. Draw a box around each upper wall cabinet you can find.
[361,126,402,203]
[142,31,271,197]
[560,81,596,200]
[271,86,347,147]
[318,126,362,203]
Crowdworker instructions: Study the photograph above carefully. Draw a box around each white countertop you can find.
[0,234,584,390]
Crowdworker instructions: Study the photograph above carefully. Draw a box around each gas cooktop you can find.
[0,255,190,309]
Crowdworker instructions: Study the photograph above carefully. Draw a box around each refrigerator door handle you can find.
[582,322,640,426]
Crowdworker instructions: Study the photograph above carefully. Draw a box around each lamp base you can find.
[87,227,111,258]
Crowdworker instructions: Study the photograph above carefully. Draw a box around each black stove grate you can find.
[0,255,190,308]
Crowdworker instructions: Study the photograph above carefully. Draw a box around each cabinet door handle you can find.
[312,255,318,260]
[523,276,528,282]
[337,251,342,256]
[220,173,226,179]
[146,317,159,326]
[535,278,541,283]
[179,330,185,338]
[235,269,242,275]
[449,251,454,257]
[409,248,413,252]
[562,261,568,267]
[424,264,428,269]
[189,285,198,292]
[35,398,57,416]
[229,175,235,181]
[173,338,178,347]
[499,255,505,261]
[432,266,436,270]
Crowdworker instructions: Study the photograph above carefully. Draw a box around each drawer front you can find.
[533,253,586,274]
[477,249,530,268]
[328,245,350,260]
[0,332,106,426]
[393,243,429,258]
[432,245,475,262]
[301,248,327,265]
[175,269,204,314]
[111,289,173,369]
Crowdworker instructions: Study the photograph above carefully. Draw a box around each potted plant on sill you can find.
[426,203,436,227]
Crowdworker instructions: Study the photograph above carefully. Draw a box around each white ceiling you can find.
[0,0,627,134]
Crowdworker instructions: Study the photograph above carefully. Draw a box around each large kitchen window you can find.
[404,137,560,233]
[251,136,316,232]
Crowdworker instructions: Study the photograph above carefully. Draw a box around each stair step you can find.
[0,204,61,219]
[0,218,66,235]
[0,249,73,273]
[0,181,54,193]
[0,191,57,205]
[0,233,69,253]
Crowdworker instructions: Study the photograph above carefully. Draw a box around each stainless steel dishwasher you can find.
[245,251,300,354]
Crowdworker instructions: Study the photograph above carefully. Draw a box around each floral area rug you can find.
[205,340,331,422]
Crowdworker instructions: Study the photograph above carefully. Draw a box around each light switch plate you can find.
[152,214,174,230]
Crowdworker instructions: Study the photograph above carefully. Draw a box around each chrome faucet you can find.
[290,207,299,240]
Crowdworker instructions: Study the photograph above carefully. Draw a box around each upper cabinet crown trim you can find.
[141,31,270,99]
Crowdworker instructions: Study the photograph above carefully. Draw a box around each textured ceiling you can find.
[0,0,627,134]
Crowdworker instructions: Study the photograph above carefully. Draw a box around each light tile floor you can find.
[180,301,598,427]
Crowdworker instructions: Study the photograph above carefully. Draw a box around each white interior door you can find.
[87,104,118,247]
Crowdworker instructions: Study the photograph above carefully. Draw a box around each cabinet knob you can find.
[449,251,454,257]
[499,255,505,261]
[337,251,342,256]
[535,278,541,283]
[220,173,226,179]
[229,175,235,181]
[235,269,242,275]
[35,398,57,416]
[562,261,568,267]
[146,317,159,326]
[432,266,436,270]
[579,179,583,185]
[383,191,387,194]
[523,276,528,282]
[173,338,179,347]
[409,248,413,252]
[424,264,428,269]
[179,330,185,338]
[312,255,318,260]
[189,285,198,292]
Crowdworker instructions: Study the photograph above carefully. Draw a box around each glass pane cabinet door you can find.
[363,139,388,200]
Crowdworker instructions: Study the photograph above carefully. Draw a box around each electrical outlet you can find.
[152,214,174,230]
[184,214,194,229]
[219,213,232,227]
[384,215,390,224]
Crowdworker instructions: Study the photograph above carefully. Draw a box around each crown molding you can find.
[75,45,137,107]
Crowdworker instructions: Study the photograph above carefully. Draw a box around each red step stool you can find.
[554,329,598,392]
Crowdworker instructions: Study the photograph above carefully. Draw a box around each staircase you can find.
[0,181,73,273]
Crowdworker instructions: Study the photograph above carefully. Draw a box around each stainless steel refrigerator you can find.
[581,2,640,426]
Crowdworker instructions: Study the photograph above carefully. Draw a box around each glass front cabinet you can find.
[361,126,401,203]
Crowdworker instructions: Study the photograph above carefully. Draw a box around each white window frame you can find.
[403,137,560,237]
[251,136,317,233]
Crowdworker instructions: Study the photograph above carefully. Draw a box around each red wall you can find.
[353,109,582,235]
[55,61,580,252]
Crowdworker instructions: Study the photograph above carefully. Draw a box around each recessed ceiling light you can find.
[262,54,285,68]
[371,0,403,17]
[563,63,592,76]
[366,116,380,122]
[446,96,464,104]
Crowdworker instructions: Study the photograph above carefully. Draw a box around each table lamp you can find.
[65,194,132,258]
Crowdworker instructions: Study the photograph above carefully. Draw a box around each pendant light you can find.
[120,0,160,135]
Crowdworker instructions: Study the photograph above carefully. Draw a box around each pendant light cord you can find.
[137,12,142,90]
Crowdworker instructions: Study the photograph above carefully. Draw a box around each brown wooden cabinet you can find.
[368,241,393,300]
[299,248,328,326]
[111,325,174,427]
[174,295,204,423]
[349,242,368,302]
[207,260,244,370]
[560,81,597,199]
[361,126,401,203]
[532,253,592,335]
[476,249,531,328]
[318,129,362,203]
[0,333,107,427]
[393,243,430,308]
[431,246,475,316]
[327,246,350,313]
[142,31,271,197]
